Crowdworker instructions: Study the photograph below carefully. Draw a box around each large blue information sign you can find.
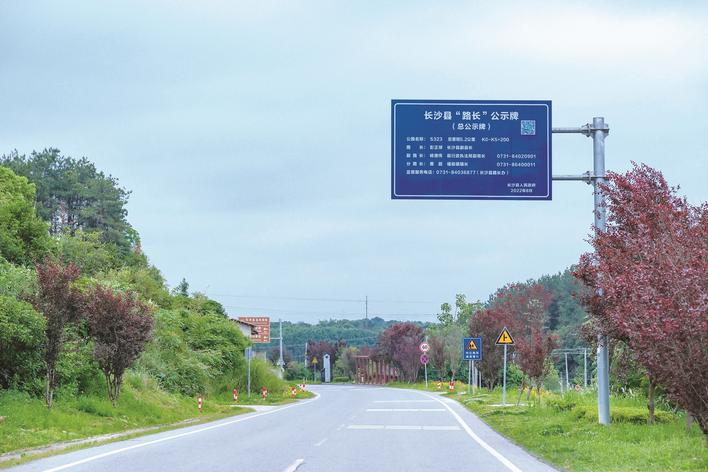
[391,100,552,200]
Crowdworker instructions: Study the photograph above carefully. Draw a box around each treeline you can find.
[0,149,284,409]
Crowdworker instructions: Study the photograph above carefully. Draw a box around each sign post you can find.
[419,341,430,388]
[311,356,318,382]
[495,328,515,406]
[462,337,482,396]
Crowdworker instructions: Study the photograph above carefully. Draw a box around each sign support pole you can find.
[552,117,610,424]
[502,345,508,406]
[424,362,428,388]
[467,360,471,395]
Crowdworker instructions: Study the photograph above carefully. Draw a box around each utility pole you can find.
[365,295,368,319]
[564,352,570,391]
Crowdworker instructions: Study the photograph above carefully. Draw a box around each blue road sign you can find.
[391,100,552,200]
[463,337,483,361]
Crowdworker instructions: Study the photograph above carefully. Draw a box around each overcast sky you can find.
[2,1,706,323]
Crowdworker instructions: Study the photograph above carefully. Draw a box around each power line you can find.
[205,292,435,304]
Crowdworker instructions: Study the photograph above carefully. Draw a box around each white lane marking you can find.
[417,392,523,472]
[423,425,460,431]
[336,423,346,431]
[373,400,435,403]
[365,408,445,412]
[314,437,328,447]
[41,394,321,472]
[283,458,304,472]
[346,424,460,431]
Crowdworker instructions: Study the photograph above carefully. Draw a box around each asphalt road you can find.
[10,385,558,472]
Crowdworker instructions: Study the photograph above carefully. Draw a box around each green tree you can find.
[0,149,135,256]
[0,167,51,265]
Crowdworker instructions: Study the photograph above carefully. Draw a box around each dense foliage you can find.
[0,153,284,413]
[576,164,707,434]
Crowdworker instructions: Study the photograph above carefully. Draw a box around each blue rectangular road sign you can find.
[391,100,552,200]
[463,337,483,361]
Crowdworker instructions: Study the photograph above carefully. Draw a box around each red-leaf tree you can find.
[376,322,424,382]
[575,163,707,435]
[471,283,555,392]
[32,259,83,409]
[469,306,508,389]
[84,286,154,405]
[306,340,344,369]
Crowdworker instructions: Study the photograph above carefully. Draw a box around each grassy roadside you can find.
[389,382,707,471]
[0,374,314,465]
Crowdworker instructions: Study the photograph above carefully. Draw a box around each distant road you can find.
[10,385,557,472]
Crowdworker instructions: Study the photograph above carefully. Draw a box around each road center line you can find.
[314,437,328,446]
[365,408,445,412]
[283,458,305,472]
[417,391,523,472]
[346,424,460,431]
[373,400,436,403]
[41,393,321,472]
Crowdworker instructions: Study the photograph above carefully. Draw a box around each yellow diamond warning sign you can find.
[466,339,479,351]
[495,327,515,345]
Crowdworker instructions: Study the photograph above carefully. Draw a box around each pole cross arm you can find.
[552,122,609,137]
[552,172,606,184]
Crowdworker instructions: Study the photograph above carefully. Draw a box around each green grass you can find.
[458,389,706,471]
[0,374,313,458]
[389,382,706,471]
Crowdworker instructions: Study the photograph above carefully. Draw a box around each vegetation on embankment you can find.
[0,371,314,459]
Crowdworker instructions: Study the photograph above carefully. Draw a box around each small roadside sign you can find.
[311,356,319,365]
[462,337,483,361]
[420,354,429,365]
[419,342,430,353]
[495,327,515,345]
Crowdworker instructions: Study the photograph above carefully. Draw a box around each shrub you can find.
[574,405,674,424]
[0,295,45,392]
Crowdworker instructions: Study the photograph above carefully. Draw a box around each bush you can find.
[0,295,46,392]
[135,309,249,396]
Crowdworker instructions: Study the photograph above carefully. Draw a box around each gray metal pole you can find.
[565,352,570,390]
[278,319,284,373]
[424,362,428,388]
[246,347,251,399]
[592,116,611,425]
[467,360,471,395]
[584,348,588,389]
[502,345,508,406]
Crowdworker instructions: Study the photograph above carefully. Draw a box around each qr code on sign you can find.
[521,120,536,136]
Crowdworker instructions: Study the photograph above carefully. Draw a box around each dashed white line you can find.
[366,408,445,412]
[346,424,461,431]
[373,400,436,403]
[314,437,328,447]
[283,458,305,472]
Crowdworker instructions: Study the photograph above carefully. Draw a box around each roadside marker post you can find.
[449,380,455,392]
[291,386,297,398]
[261,387,268,400]
[419,341,430,388]
[197,395,203,413]
[233,388,238,402]
[495,328,515,406]
[436,380,442,390]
